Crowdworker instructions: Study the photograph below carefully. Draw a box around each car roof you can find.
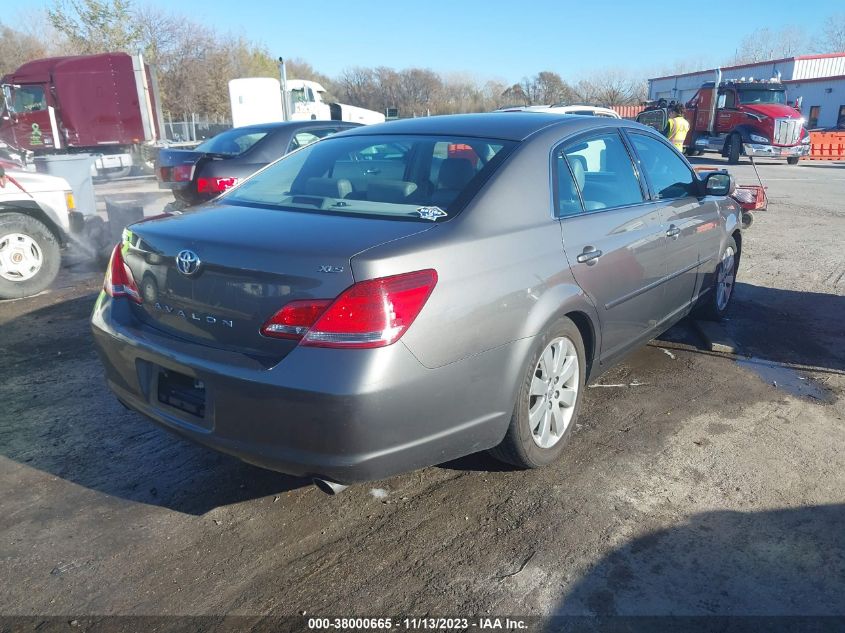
[339,112,603,142]
[233,120,362,134]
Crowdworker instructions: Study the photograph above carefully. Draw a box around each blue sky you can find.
[25,0,845,83]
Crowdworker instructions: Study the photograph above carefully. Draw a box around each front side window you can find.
[629,133,696,200]
[561,132,643,211]
[224,134,514,220]
[11,86,46,113]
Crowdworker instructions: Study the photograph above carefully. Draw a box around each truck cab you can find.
[1,53,162,178]
[1,83,57,152]
[684,80,810,164]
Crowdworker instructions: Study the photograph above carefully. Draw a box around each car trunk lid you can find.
[122,203,433,361]
[156,148,217,189]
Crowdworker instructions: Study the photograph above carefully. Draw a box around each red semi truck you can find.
[0,52,163,177]
[638,70,810,164]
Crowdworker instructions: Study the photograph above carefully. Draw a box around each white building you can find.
[648,53,845,129]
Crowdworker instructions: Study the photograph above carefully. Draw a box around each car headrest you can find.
[437,158,475,190]
[304,177,353,199]
[568,155,586,191]
[367,179,418,203]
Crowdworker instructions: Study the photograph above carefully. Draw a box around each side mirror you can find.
[702,171,734,197]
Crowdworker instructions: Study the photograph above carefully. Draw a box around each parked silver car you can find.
[91,113,741,488]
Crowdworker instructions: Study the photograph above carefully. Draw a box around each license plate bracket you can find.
[157,369,206,418]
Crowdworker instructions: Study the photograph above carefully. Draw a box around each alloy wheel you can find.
[528,336,580,449]
[716,246,735,311]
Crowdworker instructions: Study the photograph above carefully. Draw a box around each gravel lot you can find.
[1,158,843,625]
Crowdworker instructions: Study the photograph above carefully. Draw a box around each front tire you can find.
[694,236,738,321]
[0,212,61,300]
[727,134,741,165]
[490,317,585,469]
[787,156,800,165]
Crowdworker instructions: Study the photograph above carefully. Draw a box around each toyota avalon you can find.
[91,113,741,489]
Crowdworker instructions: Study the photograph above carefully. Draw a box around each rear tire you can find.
[693,236,738,321]
[787,156,800,165]
[727,134,741,165]
[0,212,61,300]
[741,211,754,229]
[489,317,585,469]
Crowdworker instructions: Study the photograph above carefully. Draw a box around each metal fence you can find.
[163,114,231,143]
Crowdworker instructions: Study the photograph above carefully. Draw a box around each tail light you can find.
[261,269,438,348]
[104,244,141,303]
[197,177,239,194]
[261,299,333,340]
[159,164,194,183]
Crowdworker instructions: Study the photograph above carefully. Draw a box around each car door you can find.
[626,131,719,317]
[555,130,669,365]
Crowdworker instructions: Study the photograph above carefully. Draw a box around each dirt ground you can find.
[1,159,844,626]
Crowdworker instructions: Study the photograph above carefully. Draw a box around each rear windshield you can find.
[222,134,515,221]
[195,127,270,156]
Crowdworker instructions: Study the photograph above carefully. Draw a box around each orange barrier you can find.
[612,105,646,119]
[802,131,845,161]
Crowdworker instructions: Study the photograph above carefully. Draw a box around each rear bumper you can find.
[743,143,809,158]
[94,153,133,171]
[91,295,522,484]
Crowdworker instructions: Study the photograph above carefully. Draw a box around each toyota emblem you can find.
[175,249,201,276]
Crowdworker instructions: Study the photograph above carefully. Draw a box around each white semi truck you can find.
[229,59,385,128]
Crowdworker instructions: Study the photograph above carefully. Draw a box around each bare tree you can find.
[338,67,378,111]
[501,83,529,107]
[535,71,576,105]
[731,26,808,64]
[820,13,845,53]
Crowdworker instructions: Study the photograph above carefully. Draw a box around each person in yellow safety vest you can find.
[667,104,690,151]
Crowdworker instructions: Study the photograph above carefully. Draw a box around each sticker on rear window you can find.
[417,206,447,221]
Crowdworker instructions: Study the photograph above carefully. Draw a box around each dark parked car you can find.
[156,120,361,207]
[93,113,741,491]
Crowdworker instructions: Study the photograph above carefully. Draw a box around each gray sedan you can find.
[91,113,741,489]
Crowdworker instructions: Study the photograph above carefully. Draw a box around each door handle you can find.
[364,168,381,175]
[576,248,603,264]
[666,225,681,239]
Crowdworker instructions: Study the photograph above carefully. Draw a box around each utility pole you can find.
[278,57,290,122]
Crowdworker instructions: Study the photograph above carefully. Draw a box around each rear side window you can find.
[629,133,696,200]
[554,153,584,217]
[562,132,643,211]
[224,134,514,220]
[195,128,270,156]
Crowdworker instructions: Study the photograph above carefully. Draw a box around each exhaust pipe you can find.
[312,478,348,495]
[708,67,722,135]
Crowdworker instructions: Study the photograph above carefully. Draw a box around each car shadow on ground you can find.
[656,283,845,369]
[727,282,845,372]
[553,504,845,618]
